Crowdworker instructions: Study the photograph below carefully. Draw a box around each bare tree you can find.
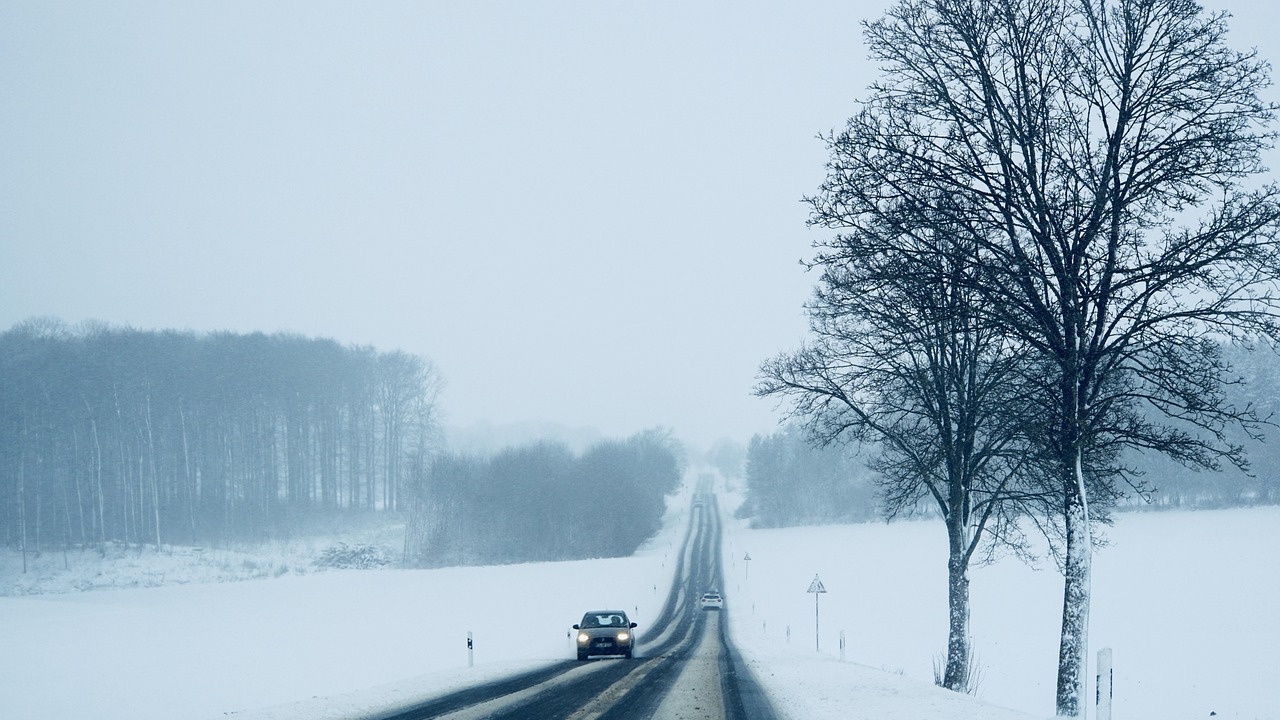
[376,351,439,511]
[759,196,1035,693]
[819,0,1280,713]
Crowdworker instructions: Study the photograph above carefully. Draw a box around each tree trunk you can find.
[179,403,196,544]
[72,426,86,547]
[34,449,42,555]
[144,395,161,551]
[19,431,28,573]
[943,541,972,692]
[89,415,105,546]
[1056,452,1092,716]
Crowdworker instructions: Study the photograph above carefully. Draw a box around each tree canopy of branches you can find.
[403,430,684,567]
[806,0,1280,713]
[0,319,442,563]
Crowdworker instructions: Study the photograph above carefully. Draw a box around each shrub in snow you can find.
[313,542,392,570]
[933,648,984,695]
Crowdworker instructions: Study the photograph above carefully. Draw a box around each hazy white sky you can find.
[1,0,1274,450]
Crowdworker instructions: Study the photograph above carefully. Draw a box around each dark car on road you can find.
[573,610,637,660]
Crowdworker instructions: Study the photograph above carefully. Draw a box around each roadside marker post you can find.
[807,574,827,652]
[467,631,474,668]
[1097,647,1114,720]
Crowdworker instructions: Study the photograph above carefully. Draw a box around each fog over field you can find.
[5,0,1272,449]
[5,1,1280,718]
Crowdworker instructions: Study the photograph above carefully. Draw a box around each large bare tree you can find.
[759,195,1036,693]
[816,0,1280,713]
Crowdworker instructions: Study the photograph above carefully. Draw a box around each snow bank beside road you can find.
[721,505,1280,720]
[3,484,1274,720]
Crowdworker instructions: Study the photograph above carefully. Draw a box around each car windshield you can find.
[582,613,627,628]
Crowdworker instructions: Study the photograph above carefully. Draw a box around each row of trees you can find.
[742,342,1279,528]
[403,430,683,567]
[759,0,1280,714]
[1126,343,1280,508]
[0,320,442,562]
[736,425,879,527]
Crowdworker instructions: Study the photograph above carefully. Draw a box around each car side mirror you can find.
[572,624,580,629]
[630,622,638,628]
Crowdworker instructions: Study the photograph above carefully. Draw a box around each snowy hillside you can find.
[1,484,1276,720]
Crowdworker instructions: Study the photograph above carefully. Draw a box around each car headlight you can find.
[616,632,630,642]
[578,633,590,644]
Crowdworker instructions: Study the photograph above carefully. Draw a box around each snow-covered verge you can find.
[2,477,1275,720]
[720,499,1280,720]
[0,483,698,720]
[0,515,407,597]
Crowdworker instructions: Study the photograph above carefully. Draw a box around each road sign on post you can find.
[807,574,827,652]
[744,552,752,581]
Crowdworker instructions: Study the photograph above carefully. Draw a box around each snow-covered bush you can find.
[313,542,392,570]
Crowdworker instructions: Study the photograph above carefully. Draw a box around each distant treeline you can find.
[736,424,879,528]
[0,319,441,555]
[739,344,1280,529]
[405,430,683,567]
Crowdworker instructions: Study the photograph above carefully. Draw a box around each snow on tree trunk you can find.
[1056,451,1092,716]
[944,545,972,692]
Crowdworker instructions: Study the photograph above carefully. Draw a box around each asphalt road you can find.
[378,482,780,720]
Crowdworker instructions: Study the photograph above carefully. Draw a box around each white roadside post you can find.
[467,631,474,668]
[807,574,827,652]
[1097,647,1114,720]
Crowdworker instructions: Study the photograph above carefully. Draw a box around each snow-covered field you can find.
[2,481,1276,720]
[720,503,1280,720]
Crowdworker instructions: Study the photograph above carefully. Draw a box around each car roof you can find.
[584,610,628,615]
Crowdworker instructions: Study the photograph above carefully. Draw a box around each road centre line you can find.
[427,661,610,720]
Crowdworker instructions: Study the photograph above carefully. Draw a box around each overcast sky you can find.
[2,0,1274,451]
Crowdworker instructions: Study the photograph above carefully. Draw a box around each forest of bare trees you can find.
[404,430,684,567]
[735,426,879,528]
[0,319,442,564]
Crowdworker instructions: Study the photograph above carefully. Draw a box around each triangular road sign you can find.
[807,574,827,593]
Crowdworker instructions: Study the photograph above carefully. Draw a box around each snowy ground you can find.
[2,480,1277,720]
[719,501,1280,720]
